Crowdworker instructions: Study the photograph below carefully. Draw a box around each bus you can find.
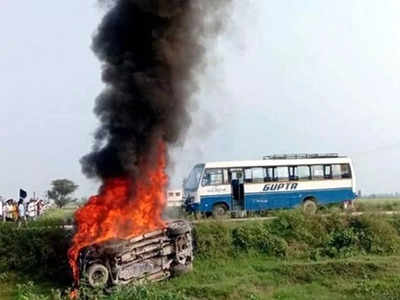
[183,153,357,216]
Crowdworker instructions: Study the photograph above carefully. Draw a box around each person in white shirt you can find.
[0,197,3,222]
[27,199,36,220]
[17,199,26,226]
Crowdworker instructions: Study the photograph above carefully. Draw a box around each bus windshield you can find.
[184,164,204,190]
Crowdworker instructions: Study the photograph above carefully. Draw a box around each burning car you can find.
[78,219,193,288]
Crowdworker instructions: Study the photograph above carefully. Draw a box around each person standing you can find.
[0,197,3,222]
[11,200,18,221]
[17,199,26,227]
[27,199,36,221]
[5,199,14,222]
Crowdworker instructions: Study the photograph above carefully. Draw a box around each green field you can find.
[2,200,400,299]
[356,197,400,212]
[3,255,400,300]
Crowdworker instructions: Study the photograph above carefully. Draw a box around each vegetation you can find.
[40,207,76,225]
[2,201,400,299]
[355,197,400,212]
[47,179,79,208]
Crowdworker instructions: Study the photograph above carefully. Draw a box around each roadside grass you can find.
[3,209,400,299]
[355,197,400,212]
[39,207,76,224]
[4,255,400,300]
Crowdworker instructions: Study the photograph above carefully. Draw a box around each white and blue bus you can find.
[183,154,357,216]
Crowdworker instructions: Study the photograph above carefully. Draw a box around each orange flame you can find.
[69,289,78,300]
[68,143,168,282]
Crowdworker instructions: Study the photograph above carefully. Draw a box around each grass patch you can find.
[3,210,400,299]
[356,198,400,212]
[39,208,76,225]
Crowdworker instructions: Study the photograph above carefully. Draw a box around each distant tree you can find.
[47,179,79,208]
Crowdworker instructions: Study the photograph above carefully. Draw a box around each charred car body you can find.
[78,220,193,288]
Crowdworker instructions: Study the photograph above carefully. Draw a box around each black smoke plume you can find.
[81,0,231,180]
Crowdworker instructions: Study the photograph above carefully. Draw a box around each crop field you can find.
[2,198,400,299]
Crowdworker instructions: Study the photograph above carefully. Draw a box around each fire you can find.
[68,143,168,282]
[69,289,78,299]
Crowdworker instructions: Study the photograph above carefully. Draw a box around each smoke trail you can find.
[81,0,231,180]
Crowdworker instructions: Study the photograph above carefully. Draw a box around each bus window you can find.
[324,165,332,179]
[184,164,204,190]
[297,166,311,180]
[229,168,243,181]
[341,164,351,178]
[244,168,253,183]
[244,167,265,183]
[274,166,289,181]
[332,164,352,179]
[202,169,223,186]
[289,166,298,181]
[252,167,265,183]
[223,169,229,184]
[265,167,273,182]
[311,165,324,180]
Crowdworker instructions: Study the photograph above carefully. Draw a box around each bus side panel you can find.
[245,192,291,211]
[244,184,271,211]
[304,188,355,205]
[199,194,231,212]
[245,187,355,211]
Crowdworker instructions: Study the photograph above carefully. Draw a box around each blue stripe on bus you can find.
[196,187,355,212]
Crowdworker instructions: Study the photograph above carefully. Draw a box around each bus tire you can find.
[302,199,317,215]
[212,203,228,218]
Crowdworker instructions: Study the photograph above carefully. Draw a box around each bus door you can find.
[229,168,244,210]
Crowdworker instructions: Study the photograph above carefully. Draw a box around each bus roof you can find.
[204,157,352,169]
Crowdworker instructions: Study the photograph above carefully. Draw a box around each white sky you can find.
[1,1,399,199]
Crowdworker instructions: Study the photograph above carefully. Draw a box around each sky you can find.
[1,0,399,200]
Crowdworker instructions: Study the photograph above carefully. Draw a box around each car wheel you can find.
[302,199,317,215]
[87,263,109,288]
[168,220,191,236]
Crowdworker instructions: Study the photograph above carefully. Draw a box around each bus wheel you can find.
[302,199,317,215]
[212,204,228,218]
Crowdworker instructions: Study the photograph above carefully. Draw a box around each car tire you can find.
[302,199,317,215]
[87,263,109,288]
[212,204,228,218]
[168,220,191,236]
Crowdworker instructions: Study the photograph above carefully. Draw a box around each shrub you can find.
[324,227,360,257]
[0,223,72,282]
[232,223,288,257]
[350,215,400,255]
[193,222,232,258]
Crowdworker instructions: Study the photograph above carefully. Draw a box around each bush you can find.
[193,211,400,260]
[0,223,72,282]
[193,222,232,258]
[232,223,288,257]
[350,215,400,255]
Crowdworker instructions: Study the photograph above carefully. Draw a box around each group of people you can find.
[0,198,46,224]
